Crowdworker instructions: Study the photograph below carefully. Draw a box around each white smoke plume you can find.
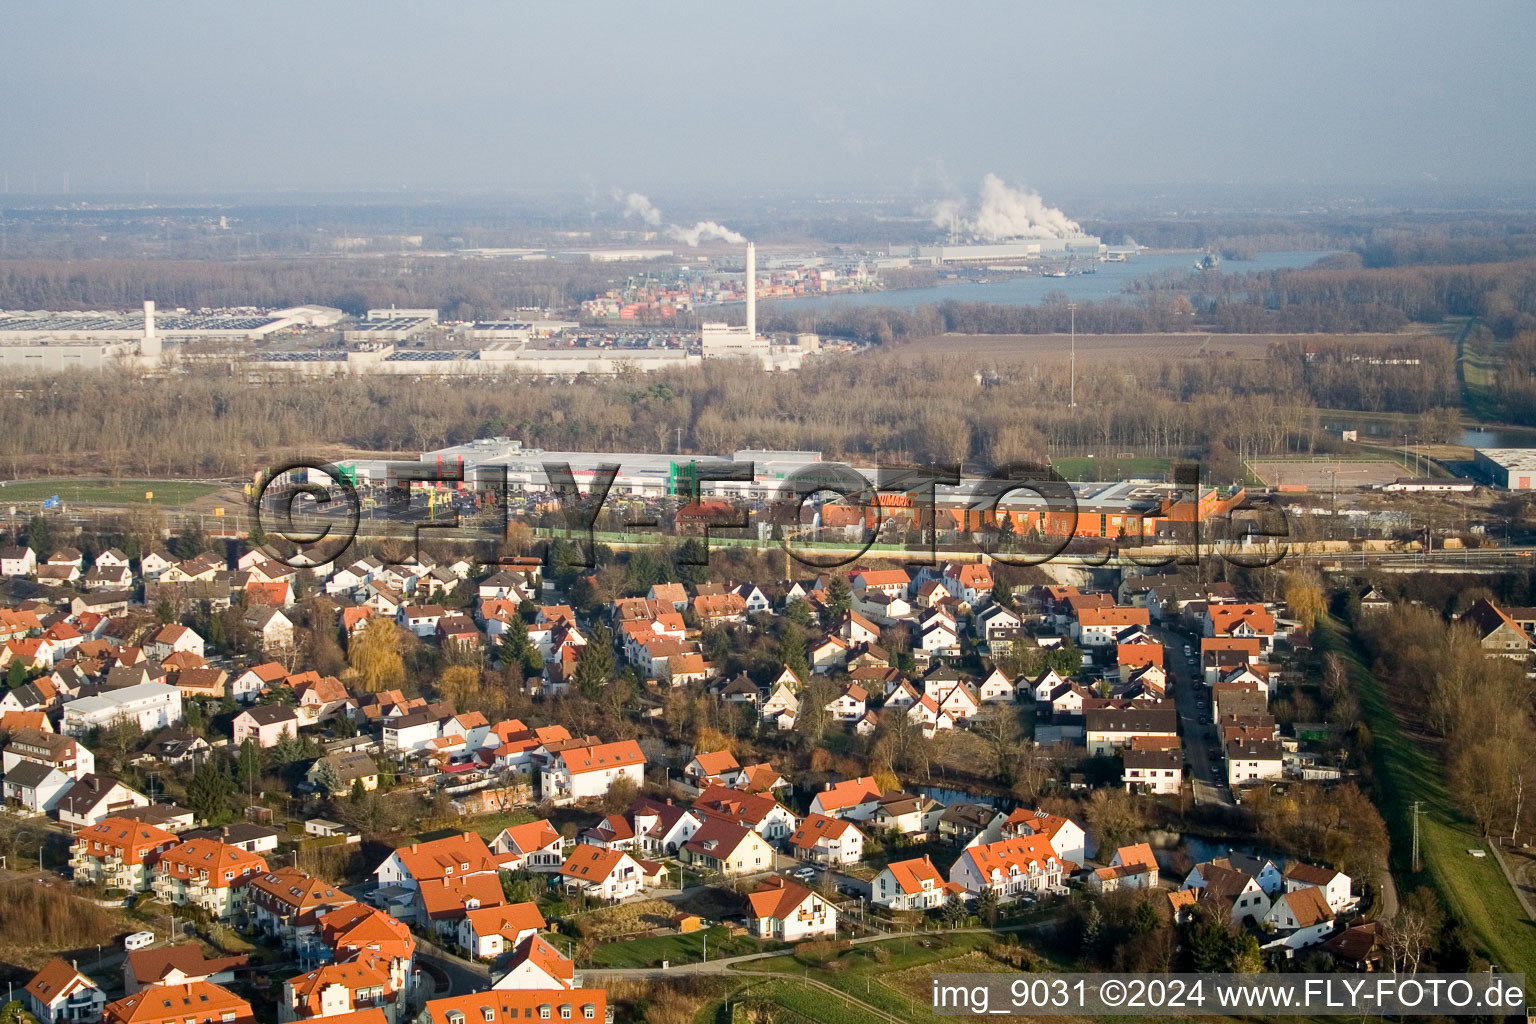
[933,174,1081,241]
[613,190,747,246]
[666,221,747,246]
[617,191,662,227]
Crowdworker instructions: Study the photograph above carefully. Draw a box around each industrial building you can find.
[1474,448,1536,490]
[338,438,1231,543]
[911,236,1104,265]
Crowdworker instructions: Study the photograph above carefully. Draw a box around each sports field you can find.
[1247,458,1406,489]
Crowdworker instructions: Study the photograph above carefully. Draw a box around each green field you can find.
[1048,457,1172,481]
[0,479,220,505]
[1323,617,1536,975]
[731,979,890,1024]
[588,927,769,968]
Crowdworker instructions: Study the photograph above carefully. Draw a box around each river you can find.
[765,250,1337,312]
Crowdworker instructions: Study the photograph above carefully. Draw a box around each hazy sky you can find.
[5,0,1534,196]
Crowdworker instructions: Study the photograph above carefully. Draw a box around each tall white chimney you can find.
[141,299,160,358]
[745,242,756,339]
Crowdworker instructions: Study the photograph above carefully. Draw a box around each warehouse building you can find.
[1474,449,1536,490]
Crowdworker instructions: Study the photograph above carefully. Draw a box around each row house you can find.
[1000,809,1088,868]
[1073,607,1151,647]
[1085,706,1178,757]
[425,990,604,1024]
[249,866,357,951]
[122,944,247,996]
[948,835,1065,903]
[281,957,397,1024]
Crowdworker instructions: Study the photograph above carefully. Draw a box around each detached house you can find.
[745,877,837,942]
[489,820,565,873]
[233,705,300,749]
[558,845,649,902]
[872,856,956,912]
[25,958,105,1024]
[787,814,864,866]
[539,740,645,806]
[681,819,773,877]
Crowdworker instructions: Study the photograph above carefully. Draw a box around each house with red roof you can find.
[558,845,653,901]
[122,945,247,996]
[70,816,180,891]
[25,957,105,1024]
[538,739,645,806]
[787,813,864,866]
[683,749,739,789]
[745,877,837,942]
[104,982,254,1024]
[249,866,356,950]
[948,835,1065,903]
[808,776,882,820]
[691,783,797,842]
[871,855,959,911]
[490,934,576,991]
[458,902,546,961]
[151,839,269,919]
[488,819,565,873]
[281,957,396,1023]
[418,872,506,938]
[680,818,774,877]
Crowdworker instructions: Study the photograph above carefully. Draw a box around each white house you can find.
[787,813,864,865]
[1182,860,1271,925]
[458,902,545,962]
[1283,862,1353,912]
[1262,885,1337,951]
[949,835,1064,903]
[540,740,645,806]
[745,877,837,942]
[871,856,952,911]
[976,669,1016,704]
[0,546,37,577]
[24,958,105,1024]
[558,845,648,901]
[489,819,566,873]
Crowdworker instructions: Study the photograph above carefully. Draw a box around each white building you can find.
[61,683,183,738]
[745,878,837,942]
[539,741,645,806]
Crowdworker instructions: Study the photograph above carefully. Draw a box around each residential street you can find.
[1153,623,1235,807]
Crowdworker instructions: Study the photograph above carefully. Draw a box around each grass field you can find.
[889,332,1410,364]
[1049,457,1172,481]
[588,927,769,968]
[732,979,891,1024]
[1322,618,1536,975]
[0,479,220,505]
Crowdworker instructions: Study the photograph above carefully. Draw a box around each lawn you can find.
[0,479,220,505]
[1323,617,1536,975]
[459,809,537,840]
[1048,457,1172,482]
[735,932,1016,1024]
[587,926,770,968]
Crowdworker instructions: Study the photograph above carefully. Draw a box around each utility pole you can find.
[1411,800,1422,873]
[1067,303,1078,409]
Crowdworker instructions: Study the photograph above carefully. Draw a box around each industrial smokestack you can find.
[141,300,161,359]
[745,243,756,339]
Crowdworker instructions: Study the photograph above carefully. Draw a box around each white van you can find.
[124,931,155,951]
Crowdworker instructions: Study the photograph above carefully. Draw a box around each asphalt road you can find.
[1153,622,1235,807]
